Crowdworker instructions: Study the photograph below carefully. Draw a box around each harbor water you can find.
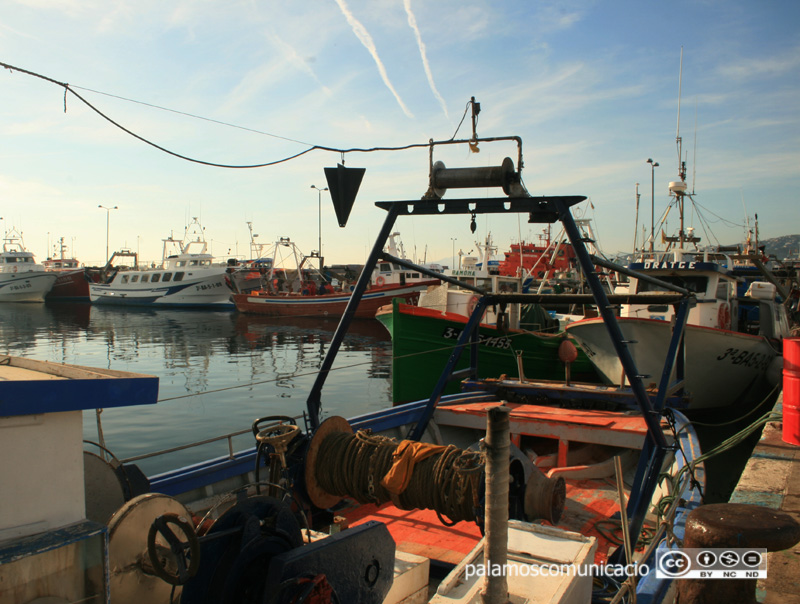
[0,302,393,476]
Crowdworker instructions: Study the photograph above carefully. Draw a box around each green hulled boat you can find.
[376,298,600,404]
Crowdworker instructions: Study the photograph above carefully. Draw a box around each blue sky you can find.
[1,0,798,267]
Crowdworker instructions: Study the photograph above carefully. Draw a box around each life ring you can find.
[375,276,386,287]
[717,302,731,330]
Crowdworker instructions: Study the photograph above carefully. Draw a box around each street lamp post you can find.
[98,205,118,265]
[646,159,659,254]
[310,185,328,270]
[450,238,457,271]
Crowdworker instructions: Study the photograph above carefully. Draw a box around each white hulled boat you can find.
[565,248,789,411]
[566,158,789,412]
[0,228,57,302]
[89,218,234,308]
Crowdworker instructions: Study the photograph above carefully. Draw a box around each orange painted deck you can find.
[436,400,653,466]
[341,503,483,565]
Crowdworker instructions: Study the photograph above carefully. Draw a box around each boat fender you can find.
[467,295,480,316]
[717,302,731,330]
[375,275,385,286]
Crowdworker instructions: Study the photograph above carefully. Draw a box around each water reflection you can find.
[0,303,392,473]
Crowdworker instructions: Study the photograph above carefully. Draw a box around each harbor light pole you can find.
[646,159,659,254]
[310,185,328,270]
[98,205,118,265]
[450,238,457,271]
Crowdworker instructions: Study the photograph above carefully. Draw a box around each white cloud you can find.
[718,47,800,79]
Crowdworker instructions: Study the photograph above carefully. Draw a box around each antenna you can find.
[692,98,698,194]
[632,183,640,256]
[676,46,685,181]
[741,188,750,244]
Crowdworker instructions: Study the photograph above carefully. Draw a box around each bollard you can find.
[677,503,800,603]
[481,405,510,604]
[784,338,800,446]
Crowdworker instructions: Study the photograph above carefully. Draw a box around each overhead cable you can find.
[1,61,433,168]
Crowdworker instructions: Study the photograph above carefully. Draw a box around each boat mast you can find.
[676,46,685,249]
[664,47,699,253]
[633,183,640,259]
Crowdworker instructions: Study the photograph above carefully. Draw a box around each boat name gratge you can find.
[643,261,697,270]
[442,327,512,349]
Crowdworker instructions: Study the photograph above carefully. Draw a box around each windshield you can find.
[636,275,708,294]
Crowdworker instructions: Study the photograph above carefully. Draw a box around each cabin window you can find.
[122,275,130,284]
[177,260,187,267]
[151,274,161,283]
[174,272,184,281]
[162,273,172,282]
[141,275,150,283]
[716,281,729,300]
[130,275,139,283]
[379,263,392,273]
[201,260,211,266]
[190,260,199,266]
[637,275,708,294]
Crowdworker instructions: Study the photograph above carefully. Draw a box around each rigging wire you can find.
[1,61,436,168]
[449,100,472,141]
[71,84,315,147]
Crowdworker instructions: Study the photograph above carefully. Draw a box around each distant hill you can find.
[759,234,800,261]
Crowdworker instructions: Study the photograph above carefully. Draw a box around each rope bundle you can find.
[314,430,484,524]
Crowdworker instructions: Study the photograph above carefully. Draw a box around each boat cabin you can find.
[44,258,81,271]
[624,255,738,330]
[0,357,157,603]
[1,229,43,273]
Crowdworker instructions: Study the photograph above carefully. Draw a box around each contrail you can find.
[271,33,332,97]
[334,0,413,118]
[403,0,448,120]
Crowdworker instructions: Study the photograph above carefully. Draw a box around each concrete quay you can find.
[728,396,800,602]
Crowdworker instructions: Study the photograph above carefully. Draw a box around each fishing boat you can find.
[376,296,600,403]
[43,237,101,302]
[566,121,790,414]
[375,233,601,403]
[0,350,703,604]
[233,235,439,318]
[565,252,789,412]
[499,224,578,279]
[89,219,234,308]
[0,228,57,302]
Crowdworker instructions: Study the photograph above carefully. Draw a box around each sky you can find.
[1,0,799,268]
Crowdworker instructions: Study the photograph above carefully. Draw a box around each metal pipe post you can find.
[481,404,510,604]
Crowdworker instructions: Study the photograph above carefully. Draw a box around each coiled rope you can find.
[314,430,484,524]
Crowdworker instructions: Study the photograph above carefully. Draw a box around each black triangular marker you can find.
[324,164,365,227]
